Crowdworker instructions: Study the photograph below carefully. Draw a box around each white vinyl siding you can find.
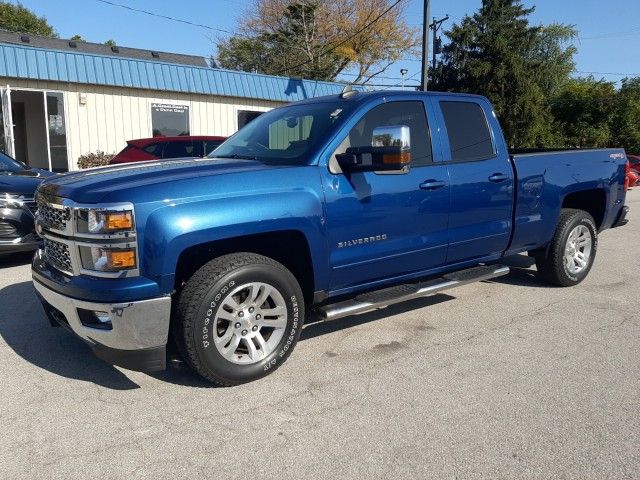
[0,77,282,170]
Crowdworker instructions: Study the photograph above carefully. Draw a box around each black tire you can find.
[535,208,598,287]
[174,253,305,386]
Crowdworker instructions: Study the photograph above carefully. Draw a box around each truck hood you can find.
[0,168,55,196]
[37,157,287,203]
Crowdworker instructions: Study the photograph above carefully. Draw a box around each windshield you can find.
[0,151,24,172]
[210,101,354,165]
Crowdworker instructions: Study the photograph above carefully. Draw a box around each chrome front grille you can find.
[0,221,17,238]
[35,194,138,278]
[43,237,73,274]
[37,200,71,231]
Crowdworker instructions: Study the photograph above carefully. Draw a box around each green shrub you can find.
[77,151,114,169]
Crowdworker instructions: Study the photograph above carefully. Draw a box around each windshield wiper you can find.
[214,154,258,160]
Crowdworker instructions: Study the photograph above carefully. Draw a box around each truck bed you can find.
[506,148,628,255]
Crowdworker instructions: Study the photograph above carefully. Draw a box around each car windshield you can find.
[0,151,24,172]
[210,101,354,165]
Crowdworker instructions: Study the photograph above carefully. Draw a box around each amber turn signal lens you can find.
[382,151,411,165]
[105,212,133,231]
[106,249,136,269]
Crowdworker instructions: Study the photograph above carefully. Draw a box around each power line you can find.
[338,71,418,81]
[382,70,421,89]
[270,0,406,76]
[575,70,639,77]
[94,0,239,36]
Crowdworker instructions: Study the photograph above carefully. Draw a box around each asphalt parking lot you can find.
[0,191,638,479]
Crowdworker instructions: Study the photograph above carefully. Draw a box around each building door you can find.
[0,88,69,172]
[9,90,49,169]
[11,101,27,164]
[0,86,15,158]
[45,92,69,172]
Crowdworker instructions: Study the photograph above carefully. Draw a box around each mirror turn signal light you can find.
[382,151,411,165]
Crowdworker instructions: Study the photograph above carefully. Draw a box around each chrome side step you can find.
[317,265,510,321]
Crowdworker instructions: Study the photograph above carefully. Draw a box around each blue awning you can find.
[0,42,356,102]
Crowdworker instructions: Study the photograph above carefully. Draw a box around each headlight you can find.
[79,245,137,272]
[77,209,134,234]
[0,193,26,208]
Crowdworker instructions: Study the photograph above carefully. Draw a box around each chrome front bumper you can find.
[33,279,172,371]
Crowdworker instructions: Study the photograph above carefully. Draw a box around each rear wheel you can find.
[174,253,305,386]
[535,209,598,287]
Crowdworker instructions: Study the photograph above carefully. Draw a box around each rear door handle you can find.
[419,180,446,190]
[488,173,509,183]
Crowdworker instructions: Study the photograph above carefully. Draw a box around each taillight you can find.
[624,160,630,192]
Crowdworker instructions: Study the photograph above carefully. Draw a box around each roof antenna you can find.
[340,84,358,98]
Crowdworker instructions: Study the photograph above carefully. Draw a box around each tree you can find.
[70,34,86,42]
[0,1,56,37]
[611,77,640,153]
[216,0,418,83]
[434,0,576,147]
[550,77,616,148]
[104,39,117,47]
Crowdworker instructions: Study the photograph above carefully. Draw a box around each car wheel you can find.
[535,208,598,287]
[174,253,305,386]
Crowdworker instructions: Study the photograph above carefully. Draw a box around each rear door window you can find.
[440,101,494,162]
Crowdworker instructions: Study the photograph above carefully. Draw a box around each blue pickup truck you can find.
[31,90,629,385]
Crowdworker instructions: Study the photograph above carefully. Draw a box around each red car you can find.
[628,154,640,175]
[110,136,226,165]
[627,168,639,189]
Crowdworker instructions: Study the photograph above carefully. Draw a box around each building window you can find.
[151,103,190,137]
[238,110,263,130]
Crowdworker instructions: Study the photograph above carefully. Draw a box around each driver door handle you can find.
[488,173,509,183]
[419,180,446,190]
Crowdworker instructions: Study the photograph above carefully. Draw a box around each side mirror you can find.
[336,125,411,172]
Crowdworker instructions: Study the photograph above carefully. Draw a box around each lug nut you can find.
[238,311,244,317]
[241,329,248,336]
[255,314,261,320]
[235,322,241,329]
[252,325,258,332]
[249,307,255,313]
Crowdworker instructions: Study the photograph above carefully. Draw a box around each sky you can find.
[11,0,640,88]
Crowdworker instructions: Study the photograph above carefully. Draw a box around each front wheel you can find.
[174,253,305,386]
[535,208,598,287]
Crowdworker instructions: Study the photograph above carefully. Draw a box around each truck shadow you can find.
[149,294,458,388]
[301,293,455,341]
[484,254,553,289]
[0,251,35,268]
[0,281,140,390]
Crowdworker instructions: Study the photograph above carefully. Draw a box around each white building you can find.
[0,32,351,171]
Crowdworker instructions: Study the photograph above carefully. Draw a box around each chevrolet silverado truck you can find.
[31,90,630,386]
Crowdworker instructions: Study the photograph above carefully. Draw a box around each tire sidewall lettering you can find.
[201,280,236,349]
[194,272,301,376]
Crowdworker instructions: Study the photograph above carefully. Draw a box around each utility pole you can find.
[420,0,430,91]
[431,15,449,74]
